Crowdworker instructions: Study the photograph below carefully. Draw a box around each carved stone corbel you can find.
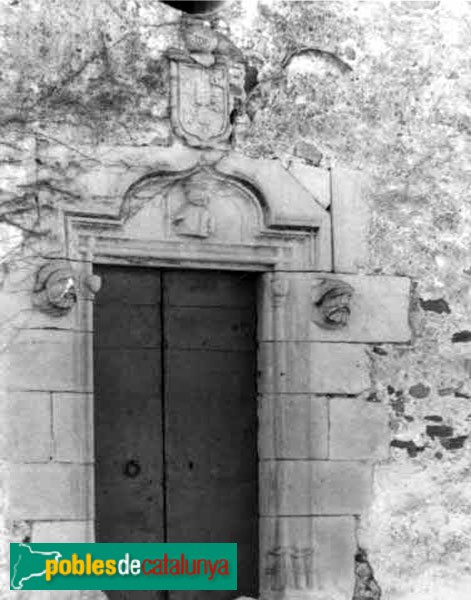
[311,278,354,330]
[32,260,78,316]
[32,261,103,315]
[81,273,102,301]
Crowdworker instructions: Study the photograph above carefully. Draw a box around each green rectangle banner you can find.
[10,543,237,591]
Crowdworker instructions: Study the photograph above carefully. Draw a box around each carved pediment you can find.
[120,168,263,244]
[64,149,332,271]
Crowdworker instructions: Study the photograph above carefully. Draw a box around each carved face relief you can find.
[33,261,78,316]
[311,279,354,330]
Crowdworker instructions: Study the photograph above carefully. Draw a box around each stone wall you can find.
[1,1,471,599]
[229,3,471,598]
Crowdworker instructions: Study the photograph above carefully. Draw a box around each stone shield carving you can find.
[170,60,231,148]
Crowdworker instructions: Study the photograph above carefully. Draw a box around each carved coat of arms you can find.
[168,21,237,148]
[170,61,230,147]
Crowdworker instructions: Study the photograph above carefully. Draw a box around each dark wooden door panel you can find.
[164,270,258,600]
[94,266,165,551]
[95,266,163,306]
[163,270,256,308]
[165,307,256,351]
[164,350,257,482]
[94,267,259,600]
[94,303,161,349]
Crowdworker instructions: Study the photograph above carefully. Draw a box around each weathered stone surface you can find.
[261,272,412,343]
[8,464,93,520]
[52,393,93,463]
[1,391,51,462]
[258,342,371,395]
[358,458,471,600]
[6,329,91,392]
[409,382,431,399]
[329,398,390,460]
[331,167,369,273]
[293,140,323,166]
[32,520,94,543]
[419,297,451,314]
[288,161,331,209]
[260,516,356,600]
[260,460,373,516]
[451,330,471,344]
[259,395,328,459]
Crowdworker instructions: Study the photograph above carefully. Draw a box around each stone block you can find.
[53,393,93,463]
[6,329,91,393]
[216,153,329,229]
[0,289,87,333]
[288,161,331,209]
[259,395,328,459]
[8,464,93,520]
[1,391,52,462]
[331,167,369,273]
[329,397,390,460]
[32,520,94,543]
[258,342,370,395]
[260,460,372,516]
[260,516,356,600]
[293,140,323,166]
[260,272,411,343]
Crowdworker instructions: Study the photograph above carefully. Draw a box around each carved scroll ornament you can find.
[311,278,354,330]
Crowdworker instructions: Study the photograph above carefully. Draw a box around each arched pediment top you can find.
[120,150,329,234]
[120,166,266,244]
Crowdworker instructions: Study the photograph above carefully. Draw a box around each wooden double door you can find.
[93,266,259,600]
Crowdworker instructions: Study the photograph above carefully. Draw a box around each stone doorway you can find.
[93,265,259,600]
[4,144,411,600]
